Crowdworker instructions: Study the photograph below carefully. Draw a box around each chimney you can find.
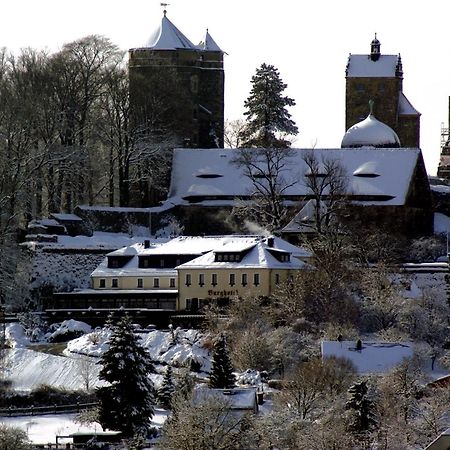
[267,237,274,247]
[144,239,150,249]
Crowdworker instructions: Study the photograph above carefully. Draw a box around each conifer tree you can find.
[97,315,156,438]
[158,365,175,410]
[346,380,378,433]
[209,333,235,389]
[240,63,298,148]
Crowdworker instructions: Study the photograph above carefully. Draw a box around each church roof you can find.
[346,54,401,77]
[198,30,223,52]
[166,148,422,207]
[341,113,401,148]
[146,14,196,50]
[398,92,420,116]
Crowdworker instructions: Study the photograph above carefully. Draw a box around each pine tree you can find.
[97,315,156,438]
[240,63,298,148]
[158,365,175,410]
[346,380,378,433]
[209,333,235,389]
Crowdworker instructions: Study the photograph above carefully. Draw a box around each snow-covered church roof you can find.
[346,54,401,77]
[166,147,422,208]
[341,113,401,148]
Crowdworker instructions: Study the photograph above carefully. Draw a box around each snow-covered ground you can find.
[4,323,211,392]
[0,410,169,445]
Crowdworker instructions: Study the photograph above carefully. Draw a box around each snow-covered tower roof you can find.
[341,107,401,148]
[146,12,196,50]
[197,29,223,52]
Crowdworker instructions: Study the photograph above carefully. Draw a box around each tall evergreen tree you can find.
[158,365,175,410]
[97,315,156,438]
[209,333,235,389]
[240,63,298,148]
[346,380,378,433]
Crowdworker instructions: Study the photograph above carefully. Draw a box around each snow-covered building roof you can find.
[346,54,401,78]
[143,13,222,53]
[167,148,422,207]
[92,235,309,278]
[193,387,258,412]
[282,200,328,234]
[177,236,308,270]
[146,13,196,50]
[398,92,420,116]
[341,113,401,148]
[321,340,414,374]
[198,30,223,52]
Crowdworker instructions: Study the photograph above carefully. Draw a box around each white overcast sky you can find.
[1,0,449,174]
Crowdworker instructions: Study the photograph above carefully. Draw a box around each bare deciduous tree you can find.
[231,147,298,231]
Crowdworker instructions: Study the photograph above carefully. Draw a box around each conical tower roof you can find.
[198,29,223,52]
[146,13,196,50]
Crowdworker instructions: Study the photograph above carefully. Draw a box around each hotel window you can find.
[253,273,260,286]
[111,278,119,288]
[199,274,205,287]
[160,259,165,268]
[275,273,280,285]
[211,273,218,286]
[142,259,149,268]
[99,279,106,288]
[185,274,191,286]
[229,273,235,286]
[153,278,160,288]
[137,278,143,288]
[241,273,247,286]
[170,278,176,288]
[176,258,181,266]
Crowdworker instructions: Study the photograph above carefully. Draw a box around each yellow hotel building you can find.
[89,235,309,312]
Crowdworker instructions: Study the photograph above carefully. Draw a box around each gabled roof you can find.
[197,30,223,52]
[146,14,196,50]
[346,54,400,77]
[177,236,307,270]
[167,148,422,207]
[398,92,420,116]
[282,200,328,234]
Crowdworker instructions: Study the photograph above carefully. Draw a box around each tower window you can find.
[153,278,160,288]
[185,274,191,286]
[137,278,143,288]
[170,278,176,288]
[112,278,119,288]
[99,279,106,289]
[253,273,260,286]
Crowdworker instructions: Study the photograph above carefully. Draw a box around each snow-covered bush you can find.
[47,320,92,343]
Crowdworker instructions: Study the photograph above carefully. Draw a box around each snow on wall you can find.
[26,248,106,292]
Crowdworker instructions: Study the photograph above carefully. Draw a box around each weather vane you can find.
[161,3,170,15]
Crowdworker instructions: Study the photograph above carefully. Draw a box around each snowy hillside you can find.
[5,324,211,392]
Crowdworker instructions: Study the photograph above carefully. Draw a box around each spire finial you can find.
[161,3,169,16]
[369,99,374,115]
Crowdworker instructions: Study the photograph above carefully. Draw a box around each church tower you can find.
[128,11,224,148]
[345,36,420,148]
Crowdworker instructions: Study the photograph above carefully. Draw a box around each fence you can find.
[0,401,98,417]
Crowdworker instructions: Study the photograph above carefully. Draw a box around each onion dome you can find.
[342,102,401,148]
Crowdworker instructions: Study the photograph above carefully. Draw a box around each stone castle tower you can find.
[128,11,224,148]
[345,36,420,148]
